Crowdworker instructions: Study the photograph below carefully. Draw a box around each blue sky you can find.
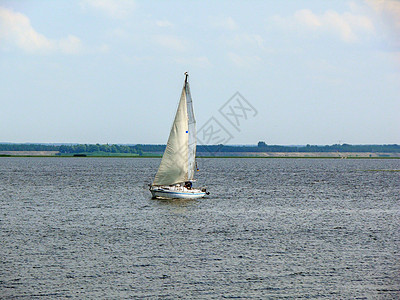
[0,0,399,145]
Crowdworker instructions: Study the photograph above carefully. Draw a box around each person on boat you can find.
[184,181,192,189]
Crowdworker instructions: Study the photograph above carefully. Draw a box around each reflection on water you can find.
[153,198,199,215]
[0,157,399,298]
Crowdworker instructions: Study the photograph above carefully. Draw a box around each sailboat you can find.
[149,72,208,199]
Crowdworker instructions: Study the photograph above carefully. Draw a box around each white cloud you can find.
[0,7,83,54]
[80,0,135,19]
[274,8,374,43]
[296,9,374,42]
[294,9,321,28]
[365,0,400,47]
[153,35,186,52]
[209,16,238,30]
[0,7,52,52]
[366,0,400,27]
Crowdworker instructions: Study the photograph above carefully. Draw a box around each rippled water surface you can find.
[1,157,399,298]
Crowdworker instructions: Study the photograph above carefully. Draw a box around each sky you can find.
[0,0,399,145]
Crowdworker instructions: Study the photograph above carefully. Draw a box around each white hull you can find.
[150,186,206,199]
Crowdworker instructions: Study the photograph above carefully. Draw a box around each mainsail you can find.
[152,73,196,186]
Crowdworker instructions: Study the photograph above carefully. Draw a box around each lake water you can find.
[0,157,399,299]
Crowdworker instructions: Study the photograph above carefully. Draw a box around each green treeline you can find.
[0,143,141,155]
[0,142,399,154]
[0,144,59,151]
[58,144,141,155]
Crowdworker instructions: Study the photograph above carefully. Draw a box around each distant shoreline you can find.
[1,151,399,159]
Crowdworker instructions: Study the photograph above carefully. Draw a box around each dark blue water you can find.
[1,157,399,298]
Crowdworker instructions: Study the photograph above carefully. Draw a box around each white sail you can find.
[152,84,189,186]
[185,77,196,181]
